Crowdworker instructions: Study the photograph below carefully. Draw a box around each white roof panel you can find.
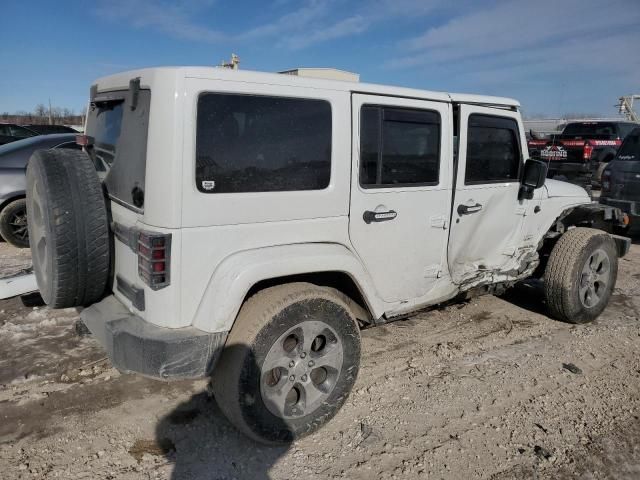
[94,67,520,108]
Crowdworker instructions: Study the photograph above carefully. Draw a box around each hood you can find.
[543,179,590,199]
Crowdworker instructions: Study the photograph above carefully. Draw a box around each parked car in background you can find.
[528,121,637,193]
[0,134,79,247]
[0,123,38,146]
[23,124,79,134]
[600,127,640,232]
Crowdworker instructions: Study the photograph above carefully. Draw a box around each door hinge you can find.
[430,215,448,229]
[424,265,442,279]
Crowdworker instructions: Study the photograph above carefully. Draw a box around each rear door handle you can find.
[457,203,483,215]
[363,210,397,224]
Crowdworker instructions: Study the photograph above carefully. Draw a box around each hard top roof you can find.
[94,66,520,108]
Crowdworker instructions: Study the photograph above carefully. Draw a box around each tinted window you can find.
[9,125,36,138]
[562,122,616,137]
[465,115,521,184]
[85,89,150,210]
[616,129,640,161]
[91,102,124,158]
[360,105,440,187]
[196,93,331,193]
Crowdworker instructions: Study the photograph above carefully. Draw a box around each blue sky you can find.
[1,0,638,117]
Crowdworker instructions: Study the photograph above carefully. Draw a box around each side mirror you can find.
[519,159,547,200]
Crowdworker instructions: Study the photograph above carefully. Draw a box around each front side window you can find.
[465,114,521,184]
[360,105,441,187]
[196,93,332,193]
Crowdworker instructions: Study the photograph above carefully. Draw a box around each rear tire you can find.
[212,283,361,444]
[544,228,618,323]
[0,198,29,248]
[26,149,110,308]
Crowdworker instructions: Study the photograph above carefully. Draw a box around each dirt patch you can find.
[1,241,640,479]
[128,438,176,463]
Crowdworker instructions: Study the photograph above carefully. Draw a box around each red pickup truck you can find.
[528,121,637,192]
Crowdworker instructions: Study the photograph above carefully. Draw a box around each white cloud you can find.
[394,0,640,67]
[95,0,445,49]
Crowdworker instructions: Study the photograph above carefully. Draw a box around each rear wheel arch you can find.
[245,271,373,326]
[190,243,383,333]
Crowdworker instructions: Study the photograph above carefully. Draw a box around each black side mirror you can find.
[519,159,547,200]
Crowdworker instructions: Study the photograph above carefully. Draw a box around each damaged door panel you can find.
[448,105,532,287]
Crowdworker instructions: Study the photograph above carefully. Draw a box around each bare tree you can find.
[34,104,47,119]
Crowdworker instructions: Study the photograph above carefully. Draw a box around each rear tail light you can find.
[137,231,171,290]
[583,142,594,161]
[75,134,93,147]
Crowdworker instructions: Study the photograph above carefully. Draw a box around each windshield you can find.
[616,129,640,161]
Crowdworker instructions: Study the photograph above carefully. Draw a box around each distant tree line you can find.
[1,104,86,126]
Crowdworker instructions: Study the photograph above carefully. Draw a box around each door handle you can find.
[457,203,483,215]
[363,210,397,224]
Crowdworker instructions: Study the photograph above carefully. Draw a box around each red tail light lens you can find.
[583,142,594,160]
[75,134,93,147]
[137,232,171,290]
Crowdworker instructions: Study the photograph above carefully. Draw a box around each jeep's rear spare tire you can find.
[26,149,110,308]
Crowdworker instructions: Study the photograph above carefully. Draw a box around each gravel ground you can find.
[1,237,640,479]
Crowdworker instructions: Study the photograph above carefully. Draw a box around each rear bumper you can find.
[81,295,227,380]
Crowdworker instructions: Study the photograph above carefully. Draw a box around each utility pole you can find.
[617,95,640,123]
[48,98,53,125]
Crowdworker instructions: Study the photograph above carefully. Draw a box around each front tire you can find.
[212,283,361,444]
[544,228,618,323]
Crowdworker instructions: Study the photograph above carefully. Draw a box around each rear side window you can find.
[85,89,151,210]
[360,105,441,187]
[196,93,332,193]
[465,115,521,184]
[617,129,640,161]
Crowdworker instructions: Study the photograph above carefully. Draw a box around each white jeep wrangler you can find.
[25,67,630,444]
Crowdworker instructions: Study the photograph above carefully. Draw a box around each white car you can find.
[24,67,630,444]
